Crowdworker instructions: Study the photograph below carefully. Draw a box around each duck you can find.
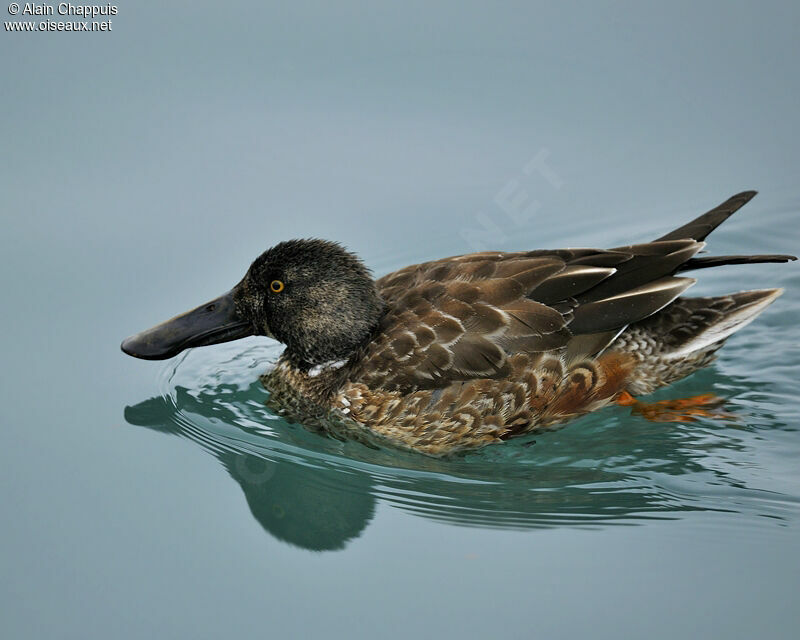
[122,191,795,456]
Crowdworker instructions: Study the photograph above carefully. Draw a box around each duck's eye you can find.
[270,280,285,293]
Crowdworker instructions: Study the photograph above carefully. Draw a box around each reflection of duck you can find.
[125,389,375,552]
[123,365,787,551]
[122,192,795,455]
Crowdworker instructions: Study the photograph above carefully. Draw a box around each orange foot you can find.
[616,390,731,423]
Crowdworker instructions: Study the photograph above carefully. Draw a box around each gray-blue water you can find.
[2,2,799,638]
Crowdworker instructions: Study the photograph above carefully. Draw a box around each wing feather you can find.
[365,231,715,390]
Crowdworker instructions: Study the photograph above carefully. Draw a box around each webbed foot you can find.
[616,390,730,423]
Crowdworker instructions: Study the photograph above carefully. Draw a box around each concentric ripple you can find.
[123,303,800,551]
[125,218,800,551]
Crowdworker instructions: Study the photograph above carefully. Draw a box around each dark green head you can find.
[121,239,385,368]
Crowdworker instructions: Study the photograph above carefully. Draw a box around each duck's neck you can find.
[261,350,360,410]
[262,308,387,411]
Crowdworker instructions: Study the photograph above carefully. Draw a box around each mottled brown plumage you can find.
[122,191,796,456]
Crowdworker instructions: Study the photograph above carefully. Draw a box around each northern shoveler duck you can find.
[122,191,795,456]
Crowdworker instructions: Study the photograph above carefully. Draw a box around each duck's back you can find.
[330,192,793,455]
[358,242,698,392]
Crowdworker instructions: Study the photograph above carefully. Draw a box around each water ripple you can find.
[124,223,800,549]
[123,323,800,551]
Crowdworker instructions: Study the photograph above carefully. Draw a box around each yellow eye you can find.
[270,280,285,293]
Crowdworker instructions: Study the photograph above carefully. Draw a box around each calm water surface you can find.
[2,2,800,638]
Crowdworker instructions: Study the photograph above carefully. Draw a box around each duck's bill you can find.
[121,289,254,360]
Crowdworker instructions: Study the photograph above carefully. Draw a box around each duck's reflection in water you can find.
[125,391,375,552]
[124,369,784,552]
[227,452,375,551]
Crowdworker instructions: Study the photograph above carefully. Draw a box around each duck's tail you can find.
[612,288,783,395]
[599,192,794,395]
[656,190,796,270]
[656,190,759,242]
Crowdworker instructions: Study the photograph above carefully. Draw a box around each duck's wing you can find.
[364,242,700,391]
[364,192,794,393]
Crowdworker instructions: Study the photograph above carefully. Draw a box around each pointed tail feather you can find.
[679,254,796,271]
[663,289,783,358]
[654,191,796,272]
[656,191,758,242]
[614,289,784,394]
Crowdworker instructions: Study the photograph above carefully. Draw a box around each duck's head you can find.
[121,239,385,369]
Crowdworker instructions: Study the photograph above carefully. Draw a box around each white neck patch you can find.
[307,358,348,378]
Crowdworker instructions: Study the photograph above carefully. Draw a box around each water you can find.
[2,2,800,638]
